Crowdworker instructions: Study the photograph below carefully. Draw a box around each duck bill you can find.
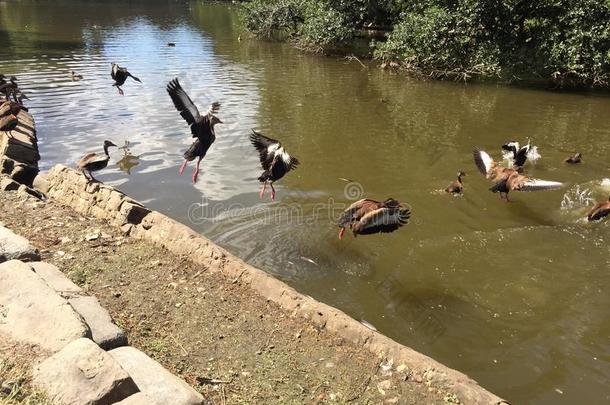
[338,228,346,240]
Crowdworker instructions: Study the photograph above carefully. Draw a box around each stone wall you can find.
[42,164,506,405]
[0,102,39,186]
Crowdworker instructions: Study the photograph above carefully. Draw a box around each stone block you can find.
[0,176,19,191]
[33,338,139,405]
[30,262,83,296]
[0,225,40,262]
[109,347,203,405]
[69,296,127,350]
[0,260,90,352]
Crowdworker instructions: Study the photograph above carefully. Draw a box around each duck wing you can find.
[167,78,202,132]
[354,206,411,235]
[513,178,564,192]
[250,130,282,170]
[473,149,495,177]
[78,152,107,168]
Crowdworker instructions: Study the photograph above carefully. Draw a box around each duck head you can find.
[104,140,117,148]
[382,198,401,208]
[211,116,223,126]
[457,171,466,178]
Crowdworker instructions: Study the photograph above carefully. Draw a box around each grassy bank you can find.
[240,0,610,88]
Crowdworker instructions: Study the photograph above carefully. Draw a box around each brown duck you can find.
[587,196,610,222]
[564,153,582,164]
[337,198,411,239]
[473,149,563,201]
[77,140,117,182]
[445,171,466,194]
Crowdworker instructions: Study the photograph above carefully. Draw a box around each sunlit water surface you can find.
[1,2,609,403]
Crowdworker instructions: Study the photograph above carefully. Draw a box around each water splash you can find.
[561,185,595,211]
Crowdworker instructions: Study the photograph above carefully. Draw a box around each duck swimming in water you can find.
[445,171,466,194]
[564,152,582,164]
[166,78,222,183]
[77,140,117,182]
[337,198,411,239]
[111,63,141,95]
[249,129,299,201]
[70,71,83,81]
[474,149,563,201]
[587,196,610,222]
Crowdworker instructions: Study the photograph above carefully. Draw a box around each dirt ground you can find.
[0,189,447,404]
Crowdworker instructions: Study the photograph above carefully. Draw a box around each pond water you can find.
[1,1,609,403]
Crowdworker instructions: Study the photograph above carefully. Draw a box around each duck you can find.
[337,198,411,239]
[474,149,563,201]
[249,129,299,201]
[564,152,582,164]
[77,140,117,182]
[167,42,176,47]
[0,100,25,118]
[166,78,222,183]
[110,63,141,95]
[0,76,18,102]
[587,196,610,222]
[0,114,18,136]
[501,139,541,169]
[70,71,83,81]
[445,171,466,194]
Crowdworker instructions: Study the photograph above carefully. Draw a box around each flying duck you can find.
[337,198,411,239]
[249,130,299,201]
[564,153,582,164]
[166,78,222,183]
[110,63,141,95]
[587,196,610,222]
[77,140,117,182]
[474,149,563,201]
[501,140,541,169]
[445,171,466,194]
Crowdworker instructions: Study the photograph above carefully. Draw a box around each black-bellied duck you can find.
[445,171,466,194]
[501,140,541,169]
[474,149,563,201]
[77,140,117,182]
[166,78,222,183]
[337,198,411,239]
[564,153,582,164]
[249,129,299,201]
[111,63,141,95]
[587,196,610,222]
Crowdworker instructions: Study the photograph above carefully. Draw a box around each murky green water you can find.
[2,1,609,403]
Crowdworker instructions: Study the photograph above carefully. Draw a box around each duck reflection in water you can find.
[116,140,140,175]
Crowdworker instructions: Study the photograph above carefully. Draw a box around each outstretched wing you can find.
[355,207,411,235]
[167,78,202,128]
[250,129,280,170]
[473,149,495,177]
[516,179,564,192]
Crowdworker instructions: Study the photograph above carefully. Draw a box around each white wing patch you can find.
[520,179,564,191]
[267,143,280,155]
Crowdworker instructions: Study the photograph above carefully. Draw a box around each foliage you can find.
[241,0,610,87]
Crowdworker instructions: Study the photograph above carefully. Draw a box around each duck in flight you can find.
[501,140,541,169]
[249,130,299,201]
[337,198,411,239]
[77,140,117,183]
[166,78,222,183]
[474,149,563,201]
[111,63,141,95]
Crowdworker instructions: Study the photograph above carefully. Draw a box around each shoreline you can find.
[0,109,507,403]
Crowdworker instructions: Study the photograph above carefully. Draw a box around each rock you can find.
[119,202,151,225]
[69,296,127,350]
[33,338,139,405]
[0,225,40,262]
[30,262,83,297]
[114,392,159,404]
[109,347,203,405]
[0,260,90,352]
[17,184,44,200]
[32,174,50,194]
[0,176,19,191]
